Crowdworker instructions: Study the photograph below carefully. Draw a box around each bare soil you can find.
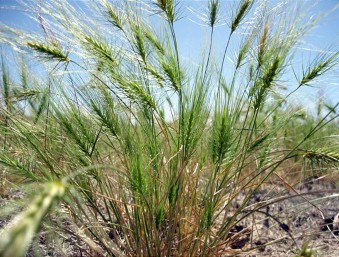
[223,175,339,256]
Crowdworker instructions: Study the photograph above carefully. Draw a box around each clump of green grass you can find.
[0,0,338,256]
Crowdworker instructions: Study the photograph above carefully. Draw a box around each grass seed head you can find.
[83,35,118,67]
[154,0,176,23]
[26,41,69,62]
[299,52,339,86]
[104,1,124,30]
[231,0,254,33]
[258,22,269,67]
[145,30,165,55]
[208,0,220,27]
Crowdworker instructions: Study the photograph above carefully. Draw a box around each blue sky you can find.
[0,0,338,113]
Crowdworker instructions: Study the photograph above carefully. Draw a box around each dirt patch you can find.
[222,176,339,256]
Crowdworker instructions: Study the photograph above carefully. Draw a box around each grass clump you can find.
[0,0,338,256]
